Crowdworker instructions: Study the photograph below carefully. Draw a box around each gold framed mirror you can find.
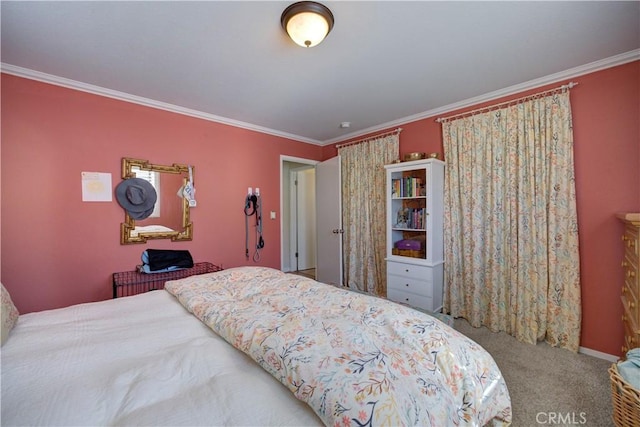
[120,157,193,244]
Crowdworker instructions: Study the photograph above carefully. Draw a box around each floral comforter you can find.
[165,266,511,426]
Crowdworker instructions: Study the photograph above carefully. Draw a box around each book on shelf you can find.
[391,177,424,198]
[394,207,425,229]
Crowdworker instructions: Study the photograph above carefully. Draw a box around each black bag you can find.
[146,249,194,271]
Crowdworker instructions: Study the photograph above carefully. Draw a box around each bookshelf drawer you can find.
[387,274,432,298]
[387,287,434,312]
[387,262,433,281]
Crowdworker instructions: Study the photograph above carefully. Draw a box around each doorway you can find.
[280,156,318,275]
[289,166,316,273]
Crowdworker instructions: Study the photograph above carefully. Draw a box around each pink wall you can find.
[323,61,640,356]
[2,61,638,356]
[1,74,322,313]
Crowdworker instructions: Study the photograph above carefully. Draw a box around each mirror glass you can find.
[120,157,193,244]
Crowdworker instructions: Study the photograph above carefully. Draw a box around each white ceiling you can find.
[1,1,639,145]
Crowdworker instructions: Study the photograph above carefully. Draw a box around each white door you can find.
[315,156,343,286]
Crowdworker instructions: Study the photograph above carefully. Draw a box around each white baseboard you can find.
[579,346,619,362]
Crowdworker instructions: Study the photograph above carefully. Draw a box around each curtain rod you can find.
[436,82,578,124]
[336,127,403,149]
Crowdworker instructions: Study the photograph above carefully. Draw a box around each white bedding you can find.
[1,290,322,426]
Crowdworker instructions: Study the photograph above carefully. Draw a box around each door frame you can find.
[280,155,318,272]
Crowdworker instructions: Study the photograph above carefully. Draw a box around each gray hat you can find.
[115,178,158,220]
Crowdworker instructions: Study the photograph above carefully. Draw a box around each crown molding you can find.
[3,48,638,147]
[323,49,640,146]
[0,63,324,146]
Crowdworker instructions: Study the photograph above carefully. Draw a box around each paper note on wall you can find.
[81,172,112,202]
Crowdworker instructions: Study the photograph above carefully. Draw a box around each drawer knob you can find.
[405,283,409,287]
[405,298,409,302]
[622,261,628,268]
[405,269,409,273]
[628,270,636,278]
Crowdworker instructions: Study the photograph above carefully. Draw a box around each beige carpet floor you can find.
[454,318,615,426]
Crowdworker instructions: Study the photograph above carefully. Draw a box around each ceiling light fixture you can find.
[281,1,334,48]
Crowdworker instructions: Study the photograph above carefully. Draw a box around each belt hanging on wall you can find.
[244,188,264,262]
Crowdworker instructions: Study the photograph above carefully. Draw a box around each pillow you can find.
[1,283,19,345]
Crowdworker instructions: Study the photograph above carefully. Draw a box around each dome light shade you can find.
[281,2,334,48]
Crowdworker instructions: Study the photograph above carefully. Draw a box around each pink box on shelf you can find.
[395,239,422,250]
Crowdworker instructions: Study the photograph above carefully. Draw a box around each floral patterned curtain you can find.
[338,134,399,295]
[442,90,581,352]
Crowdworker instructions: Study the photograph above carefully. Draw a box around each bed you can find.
[1,266,511,426]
